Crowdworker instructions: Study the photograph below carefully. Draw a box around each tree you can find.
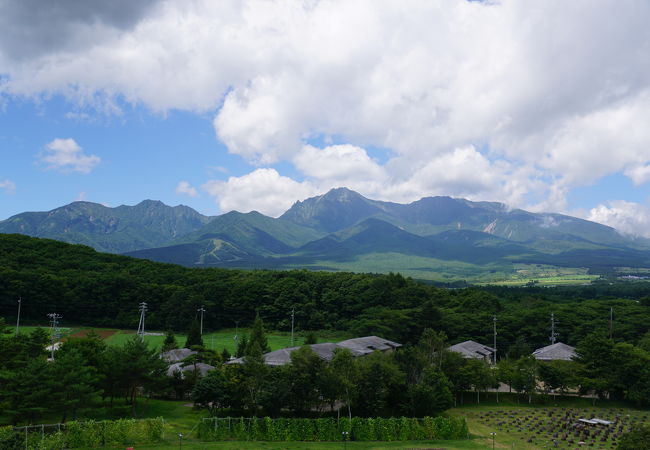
[186,320,204,349]
[114,337,167,416]
[288,346,325,412]
[193,368,234,415]
[329,348,359,419]
[510,356,537,404]
[405,367,453,416]
[50,348,100,421]
[537,360,578,398]
[575,333,614,399]
[248,313,271,354]
[507,336,531,360]
[303,331,318,345]
[162,330,179,352]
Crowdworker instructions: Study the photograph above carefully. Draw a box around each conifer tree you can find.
[162,330,179,352]
[247,312,270,355]
[185,320,204,349]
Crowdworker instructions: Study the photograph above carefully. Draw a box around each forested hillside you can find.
[2,234,650,350]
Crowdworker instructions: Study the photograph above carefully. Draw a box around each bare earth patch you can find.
[68,329,117,340]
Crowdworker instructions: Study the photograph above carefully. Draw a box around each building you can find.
[167,362,214,378]
[532,342,576,361]
[448,340,495,362]
[227,336,402,366]
[161,348,198,363]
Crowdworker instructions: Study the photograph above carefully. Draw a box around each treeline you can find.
[2,234,650,351]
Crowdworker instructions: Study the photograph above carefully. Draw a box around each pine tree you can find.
[185,320,204,349]
[247,312,270,355]
[162,330,179,352]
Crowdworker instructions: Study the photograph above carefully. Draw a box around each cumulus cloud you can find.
[202,168,318,217]
[39,138,101,173]
[175,181,198,198]
[3,0,650,219]
[0,179,16,193]
[587,201,650,238]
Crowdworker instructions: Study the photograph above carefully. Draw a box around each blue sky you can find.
[2,0,650,236]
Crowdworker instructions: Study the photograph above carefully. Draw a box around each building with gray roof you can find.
[532,342,577,361]
[227,336,401,366]
[167,362,214,378]
[161,348,198,363]
[448,340,495,362]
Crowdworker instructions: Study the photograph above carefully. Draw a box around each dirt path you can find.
[68,329,117,340]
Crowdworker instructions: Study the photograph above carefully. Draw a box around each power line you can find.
[550,313,559,345]
[47,313,62,360]
[137,302,147,340]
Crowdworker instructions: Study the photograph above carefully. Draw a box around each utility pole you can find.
[233,320,240,348]
[609,307,613,339]
[550,313,559,345]
[47,313,62,360]
[15,297,21,336]
[291,308,295,347]
[137,302,147,341]
[492,315,497,365]
[197,306,206,335]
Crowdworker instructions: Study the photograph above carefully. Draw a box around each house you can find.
[161,348,198,363]
[227,336,402,366]
[448,340,495,362]
[167,362,214,378]
[532,342,576,361]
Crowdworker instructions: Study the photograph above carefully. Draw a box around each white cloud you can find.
[625,164,650,186]
[202,168,317,217]
[39,138,101,173]
[75,191,87,201]
[0,179,16,193]
[3,1,650,212]
[587,200,650,238]
[175,181,198,198]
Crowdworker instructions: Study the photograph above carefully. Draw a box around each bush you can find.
[197,416,467,441]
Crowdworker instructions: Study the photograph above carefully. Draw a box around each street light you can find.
[178,433,183,449]
[342,431,349,450]
[490,431,496,449]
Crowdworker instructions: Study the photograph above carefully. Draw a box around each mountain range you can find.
[2,188,650,281]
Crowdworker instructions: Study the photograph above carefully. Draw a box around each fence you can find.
[197,416,468,442]
[0,417,164,450]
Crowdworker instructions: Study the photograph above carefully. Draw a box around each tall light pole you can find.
[198,306,206,335]
[15,297,22,336]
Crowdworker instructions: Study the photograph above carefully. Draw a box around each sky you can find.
[2,0,650,236]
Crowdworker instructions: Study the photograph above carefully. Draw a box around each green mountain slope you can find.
[0,200,210,253]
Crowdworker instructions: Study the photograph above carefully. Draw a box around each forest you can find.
[2,234,650,352]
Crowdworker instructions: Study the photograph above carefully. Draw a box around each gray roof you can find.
[227,336,402,366]
[532,342,576,361]
[337,336,402,355]
[167,362,214,377]
[161,348,198,363]
[448,340,495,359]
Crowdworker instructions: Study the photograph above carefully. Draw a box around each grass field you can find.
[100,440,486,449]
[15,325,351,354]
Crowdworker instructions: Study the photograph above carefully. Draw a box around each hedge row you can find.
[197,416,468,442]
[0,418,164,449]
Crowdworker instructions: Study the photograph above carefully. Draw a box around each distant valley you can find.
[3,188,650,282]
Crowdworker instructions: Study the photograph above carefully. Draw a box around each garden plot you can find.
[471,407,648,449]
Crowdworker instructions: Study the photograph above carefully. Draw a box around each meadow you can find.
[16,325,351,354]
